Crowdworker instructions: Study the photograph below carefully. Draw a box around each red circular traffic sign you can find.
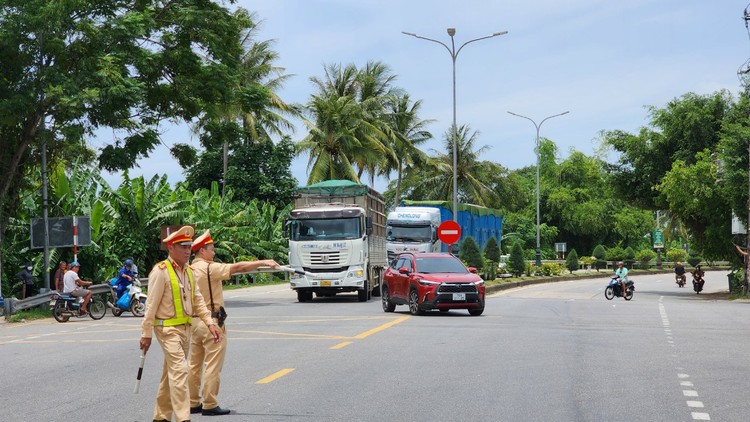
[438,220,462,245]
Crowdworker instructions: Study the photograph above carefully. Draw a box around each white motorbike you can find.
[108,279,147,317]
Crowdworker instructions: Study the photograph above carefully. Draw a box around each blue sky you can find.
[100,0,750,192]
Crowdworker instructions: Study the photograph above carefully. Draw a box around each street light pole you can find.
[402,28,507,222]
[507,110,569,267]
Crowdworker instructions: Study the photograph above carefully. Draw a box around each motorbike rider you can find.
[674,261,686,285]
[692,264,706,290]
[614,261,629,296]
[63,262,93,314]
[116,258,136,299]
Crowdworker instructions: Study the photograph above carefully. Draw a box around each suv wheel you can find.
[408,289,423,316]
[382,285,396,312]
[468,306,485,316]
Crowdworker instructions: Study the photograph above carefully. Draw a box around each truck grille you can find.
[437,283,478,294]
[302,250,348,266]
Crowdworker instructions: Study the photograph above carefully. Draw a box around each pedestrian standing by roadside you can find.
[187,229,280,416]
[53,260,67,292]
[140,225,222,422]
[16,262,35,299]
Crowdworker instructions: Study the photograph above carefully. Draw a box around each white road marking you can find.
[683,390,699,397]
[661,299,711,421]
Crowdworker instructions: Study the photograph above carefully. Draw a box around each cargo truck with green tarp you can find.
[284,180,387,302]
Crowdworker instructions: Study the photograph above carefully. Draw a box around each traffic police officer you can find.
[188,229,280,416]
[140,225,222,422]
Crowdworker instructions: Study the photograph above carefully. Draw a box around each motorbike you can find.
[50,292,106,322]
[107,279,147,317]
[676,273,686,288]
[692,274,705,294]
[605,276,635,300]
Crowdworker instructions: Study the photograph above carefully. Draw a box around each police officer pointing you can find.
[188,229,280,416]
[140,225,221,422]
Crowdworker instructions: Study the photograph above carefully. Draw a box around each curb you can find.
[485,268,729,295]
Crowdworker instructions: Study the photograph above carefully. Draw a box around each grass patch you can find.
[5,308,51,323]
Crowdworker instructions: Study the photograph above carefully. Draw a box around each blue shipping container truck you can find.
[400,200,503,253]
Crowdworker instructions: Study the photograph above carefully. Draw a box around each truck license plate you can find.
[452,293,466,301]
[321,280,331,287]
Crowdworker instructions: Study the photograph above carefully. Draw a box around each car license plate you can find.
[452,293,466,301]
[321,280,331,287]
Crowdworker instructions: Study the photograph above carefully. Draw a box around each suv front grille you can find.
[437,283,478,294]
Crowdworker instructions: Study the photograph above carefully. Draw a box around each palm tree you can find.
[236,17,301,143]
[381,94,432,206]
[194,13,300,193]
[300,62,396,185]
[399,124,500,206]
[298,93,364,183]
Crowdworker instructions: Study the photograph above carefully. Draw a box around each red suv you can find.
[381,253,485,316]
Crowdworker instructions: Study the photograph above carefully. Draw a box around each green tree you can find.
[298,62,393,184]
[508,243,526,277]
[381,94,432,207]
[636,249,656,269]
[0,0,252,285]
[592,244,607,272]
[658,151,732,260]
[565,249,579,274]
[605,91,735,210]
[483,237,501,264]
[398,125,500,206]
[459,237,483,269]
[185,137,297,209]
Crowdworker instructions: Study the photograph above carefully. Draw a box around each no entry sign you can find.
[437,220,461,245]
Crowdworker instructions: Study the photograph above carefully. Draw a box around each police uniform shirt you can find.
[190,258,231,311]
[141,259,214,339]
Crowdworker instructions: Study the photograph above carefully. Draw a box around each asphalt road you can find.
[1,271,748,421]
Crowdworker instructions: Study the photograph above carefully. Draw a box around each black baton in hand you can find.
[134,351,146,394]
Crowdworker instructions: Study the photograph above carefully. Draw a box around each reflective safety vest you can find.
[155,260,195,327]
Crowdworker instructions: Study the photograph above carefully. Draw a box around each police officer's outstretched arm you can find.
[229,259,280,275]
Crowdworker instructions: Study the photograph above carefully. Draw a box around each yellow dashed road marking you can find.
[353,316,410,339]
[256,368,295,384]
[330,341,353,349]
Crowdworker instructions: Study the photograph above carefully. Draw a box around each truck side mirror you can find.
[365,216,373,236]
[431,226,438,242]
[283,219,290,239]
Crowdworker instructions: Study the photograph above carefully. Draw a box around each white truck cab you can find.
[385,207,442,262]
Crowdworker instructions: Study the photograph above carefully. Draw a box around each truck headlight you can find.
[347,270,364,279]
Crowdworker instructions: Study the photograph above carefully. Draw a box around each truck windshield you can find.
[386,224,432,242]
[291,218,361,241]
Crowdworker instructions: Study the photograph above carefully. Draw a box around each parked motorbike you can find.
[50,293,106,322]
[605,276,635,300]
[692,274,705,294]
[107,279,147,317]
[676,273,686,287]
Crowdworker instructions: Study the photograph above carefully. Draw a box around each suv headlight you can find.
[474,280,485,286]
[417,279,439,286]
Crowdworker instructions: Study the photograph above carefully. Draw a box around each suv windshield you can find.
[414,256,468,274]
